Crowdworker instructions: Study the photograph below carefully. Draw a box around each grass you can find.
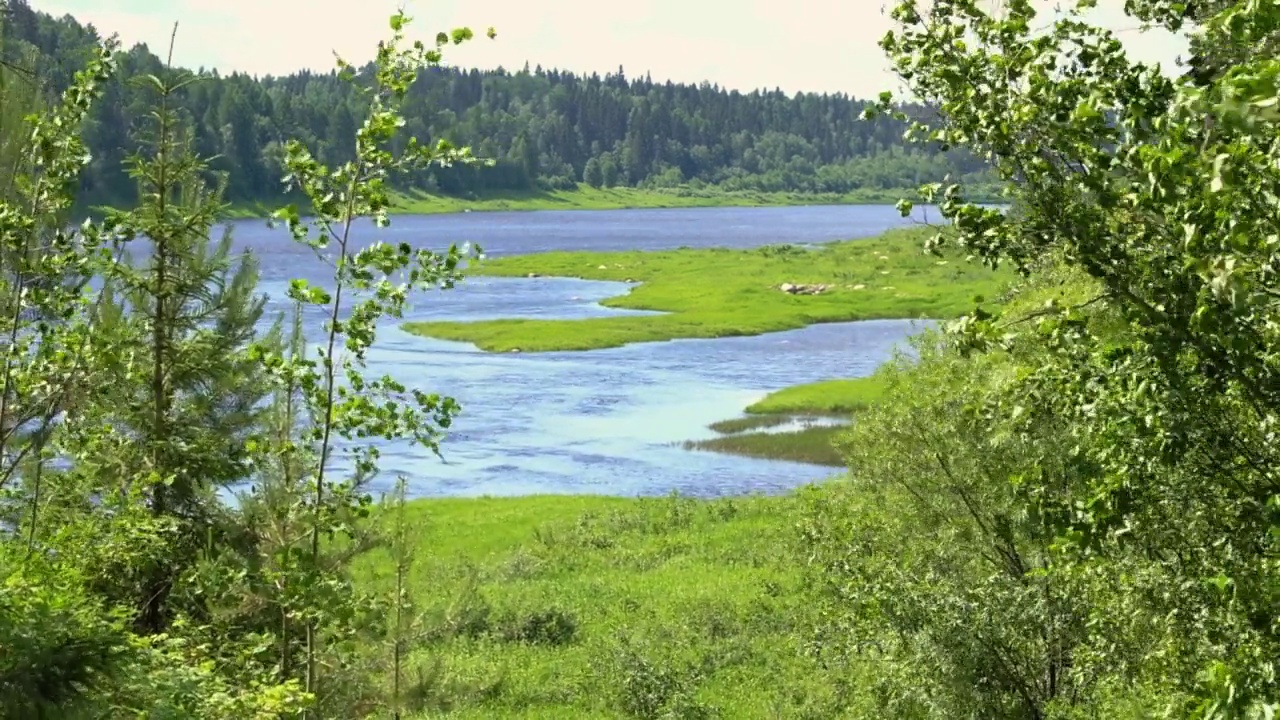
[683,424,846,467]
[688,374,889,467]
[221,183,1003,219]
[354,490,859,718]
[405,227,1013,352]
[745,375,888,416]
[705,415,791,434]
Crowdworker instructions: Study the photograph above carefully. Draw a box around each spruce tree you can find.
[583,156,603,188]
[81,41,279,633]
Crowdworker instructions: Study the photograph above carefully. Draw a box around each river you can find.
[227,204,938,498]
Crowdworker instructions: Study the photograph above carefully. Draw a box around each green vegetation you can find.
[706,415,791,434]
[5,0,1280,718]
[348,492,860,718]
[225,184,976,219]
[800,0,1280,712]
[4,0,993,211]
[0,14,485,718]
[691,376,890,467]
[745,375,887,416]
[683,423,846,467]
[406,228,1012,352]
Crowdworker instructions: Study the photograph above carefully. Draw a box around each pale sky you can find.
[30,0,1188,97]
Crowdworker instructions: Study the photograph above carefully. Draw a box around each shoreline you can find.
[681,374,891,467]
[397,225,1004,466]
[219,184,1005,220]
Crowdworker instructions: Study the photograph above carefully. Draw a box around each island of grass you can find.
[684,272,1087,468]
[404,227,1015,352]
[222,183,1006,219]
[684,375,888,467]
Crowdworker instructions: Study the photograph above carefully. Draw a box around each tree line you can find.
[1,0,990,209]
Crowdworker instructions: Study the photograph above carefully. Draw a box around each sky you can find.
[30,0,1189,98]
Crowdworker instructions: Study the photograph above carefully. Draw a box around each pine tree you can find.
[0,30,39,202]
[600,154,619,188]
[582,156,603,188]
[83,39,279,633]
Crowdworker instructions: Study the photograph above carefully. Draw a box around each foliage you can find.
[0,8,485,718]
[345,492,854,718]
[0,550,132,719]
[11,0,1280,717]
[816,0,1280,714]
[1,0,994,208]
[805,327,1170,717]
[232,9,484,715]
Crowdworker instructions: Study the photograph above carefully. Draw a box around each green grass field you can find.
[405,227,1012,352]
[745,376,888,416]
[222,183,998,219]
[355,490,858,718]
[338,204,1011,717]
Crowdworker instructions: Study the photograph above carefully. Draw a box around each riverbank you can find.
[405,227,1014,352]
[683,375,888,466]
[221,184,1004,219]
[354,489,853,718]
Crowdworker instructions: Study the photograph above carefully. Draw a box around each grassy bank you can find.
[683,375,888,467]
[222,184,1001,219]
[353,490,857,718]
[405,227,1013,352]
[683,422,846,467]
[745,376,887,416]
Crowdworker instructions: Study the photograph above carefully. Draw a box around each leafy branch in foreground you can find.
[860,0,1280,714]
[0,36,119,528]
[253,10,491,715]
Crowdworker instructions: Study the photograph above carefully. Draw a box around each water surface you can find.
[231,204,936,498]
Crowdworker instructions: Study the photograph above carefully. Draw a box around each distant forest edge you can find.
[1,0,999,212]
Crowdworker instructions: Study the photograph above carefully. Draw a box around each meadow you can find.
[405,227,1013,352]
[354,490,857,719]
[345,229,1011,717]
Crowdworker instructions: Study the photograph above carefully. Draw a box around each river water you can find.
[227,204,938,498]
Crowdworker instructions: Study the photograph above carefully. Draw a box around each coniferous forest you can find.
[1,0,990,209]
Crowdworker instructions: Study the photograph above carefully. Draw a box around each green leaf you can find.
[1210,153,1229,192]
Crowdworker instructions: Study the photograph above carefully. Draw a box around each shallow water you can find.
[228,204,936,498]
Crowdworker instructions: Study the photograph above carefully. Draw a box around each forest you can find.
[1,0,990,209]
[2,0,1279,718]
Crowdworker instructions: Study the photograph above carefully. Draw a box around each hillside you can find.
[0,0,992,210]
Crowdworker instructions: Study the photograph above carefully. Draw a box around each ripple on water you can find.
[338,316,926,499]
[225,205,933,499]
